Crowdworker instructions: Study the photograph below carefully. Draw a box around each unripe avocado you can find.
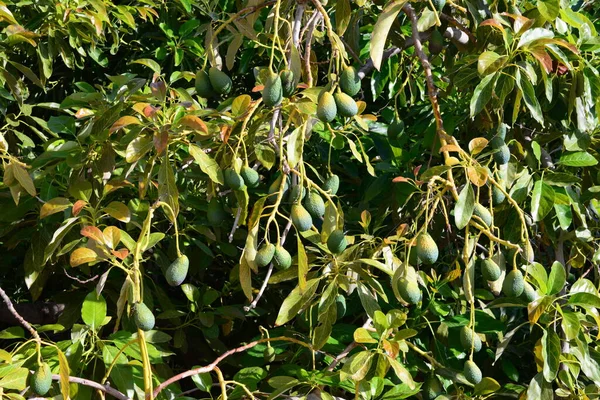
[459,326,482,353]
[388,120,404,141]
[463,360,482,384]
[262,70,283,107]
[339,66,361,96]
[207,198,226,226]
[291,203,313,232]
[490,136,504,149]
[494,144,510,165]
[31,363,52,396]
[323,174,339,195]
[280,70,295,97]
[224,168,246,190]
[473,203,493,227]
[195,69,214,98]
[497,123,507,141]
[334,91,358,117]
[303,191,325,219]
[335,294,346,319]
[428,30,444,55]
[240,166,260,188]
[263,346,276,362]
[165,255,189,286]
[521,281,538,303]
[397,279,421,304]
[255,243,276,267]
[317,91,337,122]
[503,269,525,297]
[481,258,501,281]
[327,229,348,254]
[272,245,292,270]
[417,232,439,265]
[423,374,443,400]
[208,67,232,95]
[133,302,155,331]
[492,182,506,205]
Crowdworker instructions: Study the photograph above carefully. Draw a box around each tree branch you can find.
[0,286,41,344]
[45,374,129,400]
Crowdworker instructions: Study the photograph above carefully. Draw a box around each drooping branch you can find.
[45,374,129,400]
[0,286,42,344]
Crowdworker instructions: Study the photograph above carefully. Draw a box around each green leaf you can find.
[527,262,548,293]
[342,351,372,381]
[547,261,565,295]
[454,183,474,229]
[477,51,507,75]
[57,348,70,400]
[0,367,28,390]
[386,355,415,389]
[191,371,212,392]
[516,69,544,126]
[275,278,320,326]
[81,291,107,330]
[474,377,501,396]
[189,144,224,184]
[530,179,554,221]
[158,154,179,221]
[470,72,497,117]
[335,0,351,35]
[527,373,553,400]
[560,311,579,341]
[567,292,600,308]
[131,58,161,74]
[559,151,598,167]
[370,0,409,70]
[517,28,554,48]
[541,329,560,382]
[538,0,559,20]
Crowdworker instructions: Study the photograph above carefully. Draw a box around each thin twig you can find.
[44,374,129,400]
[64,268,99,284]
[228,207,242,243]
[303,13,321,87]
[0,286,41,343]
[327,317,372,371]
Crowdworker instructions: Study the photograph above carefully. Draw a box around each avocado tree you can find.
[0,0,599,399]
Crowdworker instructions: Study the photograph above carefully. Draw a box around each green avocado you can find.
[165,254,189,286]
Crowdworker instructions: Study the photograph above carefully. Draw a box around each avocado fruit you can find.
[334,91,358,117]
[272,245,292,270]
[240,166,260,188]
[317,91,337,122]
[503,269,525,297]
[339,66,361,96]
[255,243,276,267]
[303,191,325,219]
[31,363,52,396]
[195,69,214,98]
[463,360,482,384]
[459,326,482,353]
[417,232,439,265]
[133,302,155,331]
[208,67,232,95]
[165,254,189,286]
[397,278,421,304]
[291,203,313,232]
[262,70,283,107]
[327,229,348,254]
[481,258,501,281]
[224,168,246,190]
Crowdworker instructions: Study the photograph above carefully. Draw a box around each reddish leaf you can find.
[72,200,87,216]
[80,226,105,243]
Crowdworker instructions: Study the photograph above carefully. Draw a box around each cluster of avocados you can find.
[261,68,296,106]
[317,65,361,122]
[195,67,233,97]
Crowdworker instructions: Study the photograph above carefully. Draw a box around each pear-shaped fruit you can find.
[323,174,339,195]
[224,168,245,190]
[288,185,305,203]
[195,69,214,98]
[459,326,482,353]
[494,144,510,165]
[335,294,346,319]
[423,374,443,400]
[263,346,276,362]
[291,204,313,232]
[31,363,52,396]
[481,258,501,281]
[339,66,361,96]
[133,302,155,331]
[327,229,348,254]
[255,243,276,267]
[492,181,506,205]
[521,281,538,303]
[303,191,325,219]
[397,279,421,304]
[473,203,493,227]
[208,67,232,95]
[317,91,337,122]
[280,69,295,97]
[262,70,283,107]
[272,245,292,270]
[463,360,482,384]
[503,269,525,297]
[165,254,189,286]
[240,166,260,188]
[334,91,358,117]
[417,232,439,265]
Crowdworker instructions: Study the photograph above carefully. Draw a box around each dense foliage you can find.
[0,0,599,399]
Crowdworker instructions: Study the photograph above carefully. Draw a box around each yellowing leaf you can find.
[12,163,36,197]
[103,201,131,222]
[109,116,140,133]
[468,137,489,154]
[80,225,105,243]
[179,115,208,134]
[103,226,121,249]
[467,166,488,187]
[370,0,408,70]
[40,197,72,219]
[70,248,99,267]
[57,348,70,400]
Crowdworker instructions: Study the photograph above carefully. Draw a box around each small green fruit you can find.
[291,203,313,232]
[459,326,482,353]
[208,67,232,95]
[521,281,538,303]
[280,70,295,97]
[263,346,276,362]
[417,232,439,265]
[255,243,276,267]
[317,91,337,122]
[133,302,155,331]
[272,245,292,270]
[303,191,325,219]
[481,258,501,281]
[195,69,214,98]
[224,168,246,190]
[463,360,482,384]
[494,144,510,165]
[335,294,346,319]
[207,198,226,226]
[423,374,443,400]
[322,174,339,195]
[473,203,493,227]
[262,70,283,107]
[339,66,361,96]
[165,255,189,286]
[492,181,506,205]
[397,279,421,304]
[503,269,525,297]
[327,229,348,254]
[240,166,260,188]
[334,91,358,117]
[428,30,444,55]
[31,363,52,396]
